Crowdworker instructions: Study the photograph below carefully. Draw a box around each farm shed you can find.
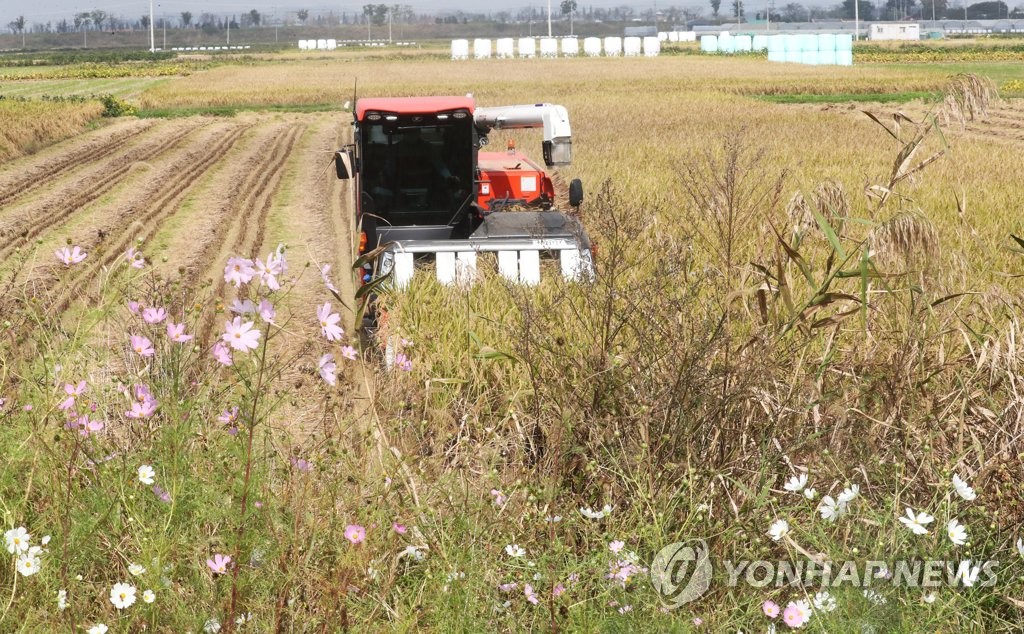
[869,23,921,40]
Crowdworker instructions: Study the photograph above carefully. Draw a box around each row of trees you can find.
[6,1,1024,37]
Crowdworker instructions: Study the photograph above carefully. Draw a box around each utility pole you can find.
[388,6,392,43]
[149,0,155,51]
[227,16,230,45]
[163,16,166,48]
[855,0,859,41]
[547,0,552,36]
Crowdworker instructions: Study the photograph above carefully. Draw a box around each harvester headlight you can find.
[452,111,468,119]
[367,113,381,121]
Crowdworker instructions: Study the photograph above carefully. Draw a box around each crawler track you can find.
[193,122,307,344]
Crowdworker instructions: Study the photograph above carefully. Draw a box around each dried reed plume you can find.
[941,73,998,127]
[868,211,940,265]
[786,181,849,239]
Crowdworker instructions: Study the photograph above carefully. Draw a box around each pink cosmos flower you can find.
[318,353,337,386]
[66,380,87,396]
[341,345,358,361]
[290,457,312,473]
[125,247,145,269]
[126,399,157,419]
[763,600,781,618]
[142,307,167,324]
[344,524,366,544]
[498,582,518,592]
[609,540,625,554]
[320,264,339,293]
[490,489,507,507]
[782,602,807,628]
[524,584,539,605]
[23,404,32,411]
[212,341,233,366]
[133,384,153,403]
[55,245,87,265]
[392,523,407,534]
[222,317,261,352]
[257,299,275,323]
[130,335,155,357]
[152,484,172,503]
[78,416,104,436]
[317,302,344,341]
[255,247,286,290]
[618,605,633,614]
[128,301,142,316]
[395,353,412,372]
[693,617,704,626]
[224,256,256,287]
[230,299,256,315]
[59,381,86,411]
[207,553,231,575]
[218,407,239,425]
[552,583,566,598]
[166,322,193,343]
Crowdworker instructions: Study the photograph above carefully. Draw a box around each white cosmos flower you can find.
[399,545,426,561]
[41,535,51,546]
[579,505,613,519]
[837,484,859,504]
[58,589,68,611]
[109,582,137,609]
[947,519,968,546]
[16,553,41,576]
[922,591,937,604]
[813,590,837,612]
[128,563,146,576]
[1017,538,1024,558]
[954,561,980,587]
[505,544,526,557]
[803,488,817,500]
[5,526,30,553]
[783,473,808,493]
[204,618,222,633]
[818,495,845,522]
[142,589,156,604]
[87,625,109,634]
[137,465,156,486]
[899,507,935,536]
[951,474,977,501]
[767,519,790,541]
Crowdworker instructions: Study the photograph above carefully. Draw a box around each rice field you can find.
[0,48,1023,632]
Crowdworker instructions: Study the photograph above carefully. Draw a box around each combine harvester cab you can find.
[335,96,593,325]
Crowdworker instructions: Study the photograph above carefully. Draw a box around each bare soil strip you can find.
[0,119,154,209]
[192,121,307,345]
[0,122,201,262]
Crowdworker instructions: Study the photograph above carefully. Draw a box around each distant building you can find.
[623,26,656,37]
[870,22,921,40]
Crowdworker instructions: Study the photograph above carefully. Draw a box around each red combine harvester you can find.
[335,96,592,315]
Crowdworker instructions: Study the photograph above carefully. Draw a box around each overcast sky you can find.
[6,0,845,25]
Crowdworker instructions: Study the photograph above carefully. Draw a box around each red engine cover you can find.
[476,150,555,211]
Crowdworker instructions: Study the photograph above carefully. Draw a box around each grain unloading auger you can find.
[334,96,593,323]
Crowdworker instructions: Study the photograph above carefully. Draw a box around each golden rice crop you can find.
[0,99,103,161]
